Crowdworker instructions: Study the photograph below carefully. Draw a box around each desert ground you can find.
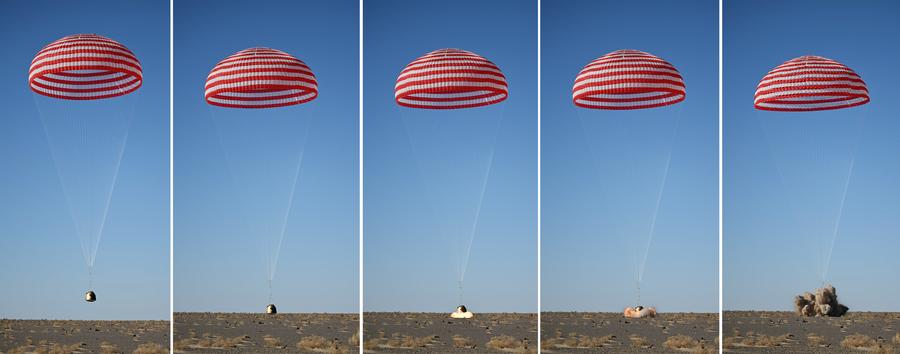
[541,312,718,353]
[0,319,169,354]
[173,313,358,353]
[363,312,537,353]
[724,311,900,353]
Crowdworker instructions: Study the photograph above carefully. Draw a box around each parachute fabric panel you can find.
[205,48,318,109]
[754,55,868,112]
[29,34,142,100]
[573,49,685,110]
[395,48,508,109]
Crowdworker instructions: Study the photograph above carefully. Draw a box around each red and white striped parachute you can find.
[754,55,869,112]
[573,49,685,110]
[395,48,508,109]
[205,48,318,109]
[29,34,142,100]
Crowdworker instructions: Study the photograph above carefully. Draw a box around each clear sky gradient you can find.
[11,0,895,319]
[541,0,719,313]
[725,0,900,311]
[174,0,359,313]
[363,0,538,313]
[0,0,170,320]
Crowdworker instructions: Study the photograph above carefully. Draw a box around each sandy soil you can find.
[724,311,900,353]
[0,319,169,354]
[541,312,718,353]
[173,313,358,353]
[363,312,537,353]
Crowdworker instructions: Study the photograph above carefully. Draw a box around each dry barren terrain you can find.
[363,312,537,353]
[541,312,718,353]
[174,313,358,353]
[0,319,169,354]
[724,311,900,353]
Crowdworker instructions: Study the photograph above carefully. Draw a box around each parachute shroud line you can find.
[395,48,509,304]
[572,49,687,306]
[754,55,869,286]
[32,59,138,286]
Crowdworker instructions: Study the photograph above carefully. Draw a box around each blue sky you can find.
[541,0,718,313]
[725,0,900,311]
[8,0,894,320]
[0,0,169,320]
[173,0,359,313]
[363,0,537,312]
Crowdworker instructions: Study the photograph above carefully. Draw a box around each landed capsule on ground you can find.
[266,304,277,314]
[450,305,473,319]
[624,306,657,318]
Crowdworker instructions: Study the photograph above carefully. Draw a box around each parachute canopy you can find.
[29,34,142,100]
[395,48,508,109]
[573,49,685,110]
[205,47,318,109]
[754,55,869,112]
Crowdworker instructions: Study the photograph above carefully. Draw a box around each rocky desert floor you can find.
[723,311,900,353]
[0,319,169,354]
[363,312,537,353]
[173,313,358,353]
[541,312,718,353]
